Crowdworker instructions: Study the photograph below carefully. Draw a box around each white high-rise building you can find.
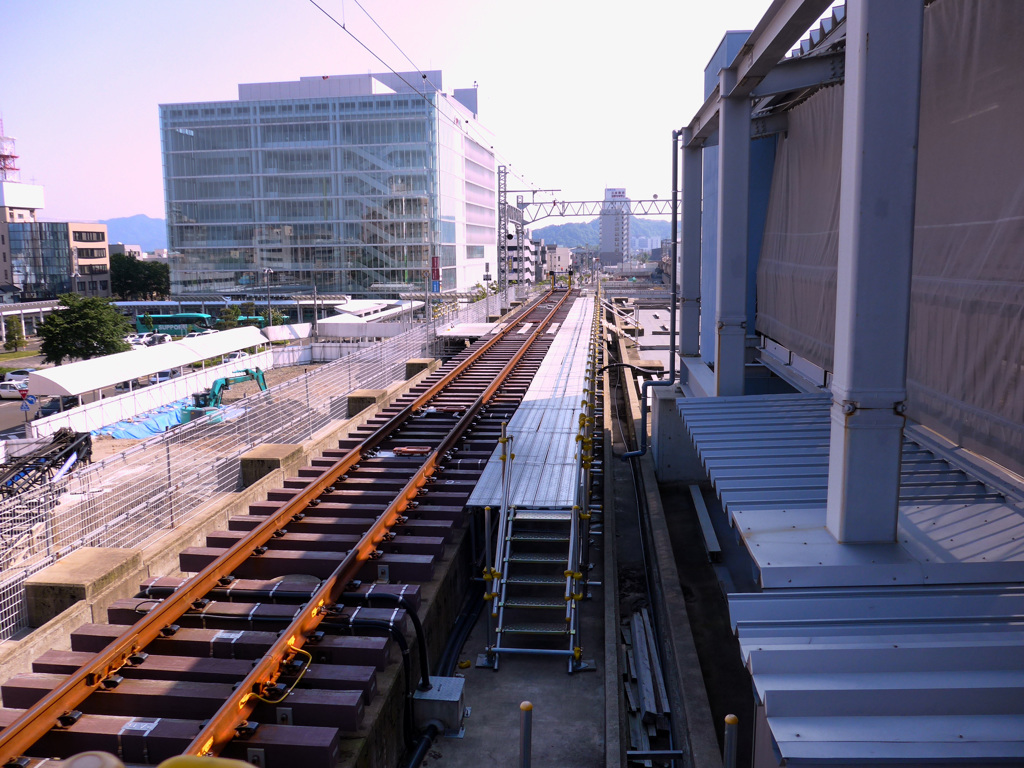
[598,187,629,266]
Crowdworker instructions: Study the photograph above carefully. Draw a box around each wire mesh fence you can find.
[0,289,521,641]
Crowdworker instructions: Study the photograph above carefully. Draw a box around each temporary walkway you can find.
[468,297,593,509]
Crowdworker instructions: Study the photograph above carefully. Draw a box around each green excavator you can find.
[183,367,267,423]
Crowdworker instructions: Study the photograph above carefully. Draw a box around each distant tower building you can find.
[598,187,629,266]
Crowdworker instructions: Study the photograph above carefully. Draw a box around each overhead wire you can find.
[304,0,541,194]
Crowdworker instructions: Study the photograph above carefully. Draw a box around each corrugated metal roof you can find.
[676,393,1024,588]
[467,298,592,509]
[729,585,1024,765]
[677,392,1024,765]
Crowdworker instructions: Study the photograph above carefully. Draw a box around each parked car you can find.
[145,333,172,346]
[224,351,250,363]
[34,396,79,418]
[0,381,28,399]
[125,333,153,345]
[4,368,36,382]
[149,369,181,385]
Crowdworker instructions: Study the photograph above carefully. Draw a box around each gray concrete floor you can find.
[425,550,607,767]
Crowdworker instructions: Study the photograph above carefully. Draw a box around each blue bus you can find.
[135,313,214,335]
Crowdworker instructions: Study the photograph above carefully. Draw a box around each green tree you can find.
[217,306,241,330]
[259,308,287,327]
[110,253,170,299]
[140,313,155,332]
[3,317,26,352]
[38,294,132,365]
[143,260,170,298]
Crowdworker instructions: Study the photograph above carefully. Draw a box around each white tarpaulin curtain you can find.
[755,0,1024,475]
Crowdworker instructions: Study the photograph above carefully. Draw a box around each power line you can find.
[305,0,541,194]
[351,0,439,94]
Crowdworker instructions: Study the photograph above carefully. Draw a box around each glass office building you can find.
[8,222,74,300]
[160,72,496,298]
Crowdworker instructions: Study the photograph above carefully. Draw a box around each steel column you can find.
[714,67,750,397]
[680,128,702,357]
[498,165,508,299]
[826,0,924,543]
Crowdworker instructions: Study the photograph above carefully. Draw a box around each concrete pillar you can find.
[0,313,6,343]
[240,443,304,487]
[826,1,924,544]
[714,67,750,397]
[348,388,387,416]
[680,129,703,357]
[405,358,435,379]
[19,310,26,338]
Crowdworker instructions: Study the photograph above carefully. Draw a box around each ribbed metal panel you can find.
[729,585,1024,765]
[676,393,1024,588]
[467,298,591,509]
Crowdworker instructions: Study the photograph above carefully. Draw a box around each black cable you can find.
[435,581,484,677]
[321,616,418,748]
[304,0,538,193]
[340,591,431,691]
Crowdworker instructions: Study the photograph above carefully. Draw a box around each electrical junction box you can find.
[413,676,466,735]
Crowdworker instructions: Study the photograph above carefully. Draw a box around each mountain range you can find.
[531,217,671,248]
[100,214,167,252]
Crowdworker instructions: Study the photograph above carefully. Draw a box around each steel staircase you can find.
[479,289,603,673]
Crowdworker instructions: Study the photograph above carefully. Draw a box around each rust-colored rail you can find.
[0,288,570,764]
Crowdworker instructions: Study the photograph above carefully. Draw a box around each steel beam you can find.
[729,0,837,96]
[826,0,924,544]
[751,50,844,98]
[524,198,671,225]
[682,0,837,149]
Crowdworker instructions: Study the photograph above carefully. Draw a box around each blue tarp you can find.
[93,399,189,439]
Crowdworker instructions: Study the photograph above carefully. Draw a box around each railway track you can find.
[0,288,575,767]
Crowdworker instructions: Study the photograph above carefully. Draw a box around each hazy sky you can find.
[1,0,776,222]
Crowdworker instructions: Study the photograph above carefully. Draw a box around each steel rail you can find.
[185,288,573,756]
[0,289,563,764]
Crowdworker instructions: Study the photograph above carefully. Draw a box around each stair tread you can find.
[500,622,570,635]
[514,511,572,521]
[502,598,565,609]
[505,575,565,585]
[508,553,567,563]
[511,532,569,542]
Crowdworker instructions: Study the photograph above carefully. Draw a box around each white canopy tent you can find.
[27,326,269,397]
[316,313,408,338]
